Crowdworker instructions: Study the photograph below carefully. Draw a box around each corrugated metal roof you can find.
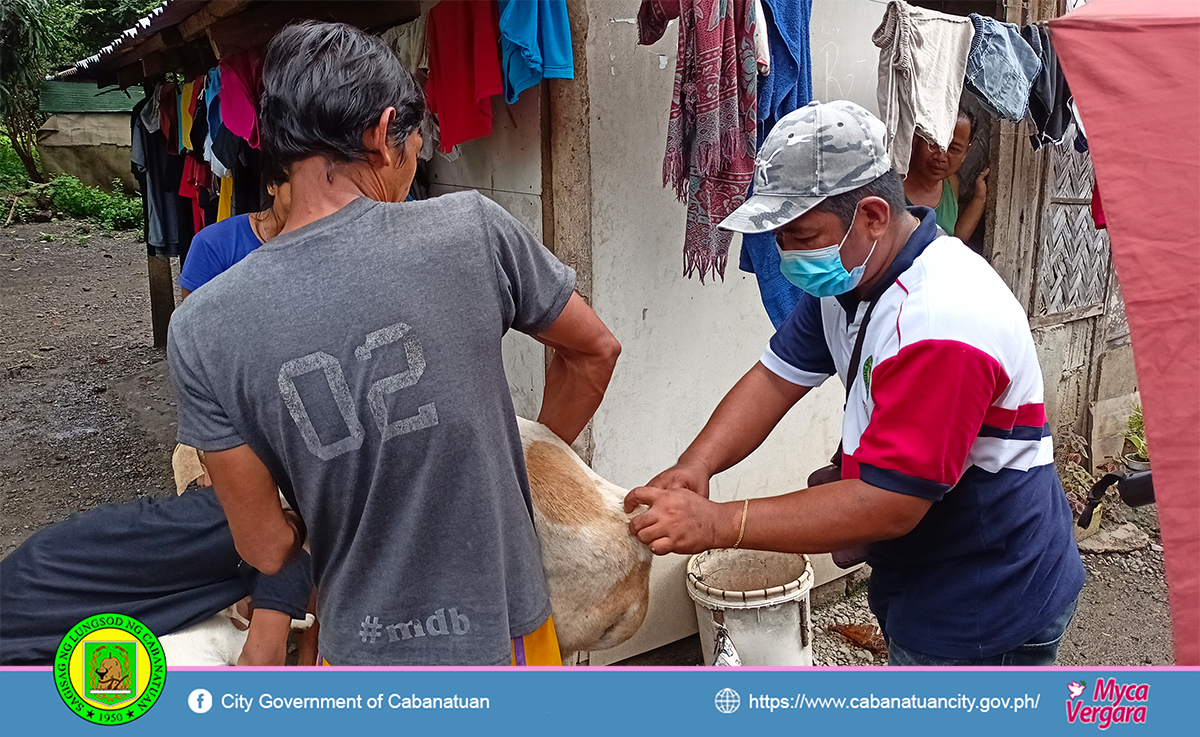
[40,81,144,113]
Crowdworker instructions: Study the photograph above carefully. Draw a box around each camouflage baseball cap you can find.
[720,100,890,234]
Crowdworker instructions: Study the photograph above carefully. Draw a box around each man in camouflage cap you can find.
[723,99,892,235]
[626,100,1084,666]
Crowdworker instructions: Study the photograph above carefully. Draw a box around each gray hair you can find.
[958,107,978,142]
[260,21,424,173]
[810,169,907,229]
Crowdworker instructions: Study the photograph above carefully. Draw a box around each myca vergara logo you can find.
[1066,677,1148,729]
[54,613,166,725]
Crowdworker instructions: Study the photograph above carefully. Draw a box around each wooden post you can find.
[985,0,1058,311]
[546,0,593,305]
[543,0,595,461]
[147,254,175,348]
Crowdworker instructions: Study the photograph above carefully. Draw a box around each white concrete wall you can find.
[427,93,548,421]
[581,0,887,664]
[809,0,888,113]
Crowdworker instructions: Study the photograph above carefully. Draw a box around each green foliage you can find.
[0,0,51,104]
[0,135,31,192]
[2,0,68,181]
[2,134,141,229]
[46,175,141,230]
[12,197,37,223]
[1127,406,1148,461]
[2,0,160,81]
[1055,427,1093,515]
[62,1,163,72]
[1,0,160,181]
[1054,426,1126,524]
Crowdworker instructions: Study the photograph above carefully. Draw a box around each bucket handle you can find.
[799,599,810,648]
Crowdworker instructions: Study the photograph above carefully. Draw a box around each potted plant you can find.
[1124,406,1150,471]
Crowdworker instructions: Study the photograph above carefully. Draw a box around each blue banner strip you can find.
[3,667,1197,735]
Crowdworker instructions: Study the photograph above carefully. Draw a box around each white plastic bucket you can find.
[687,549,813,666]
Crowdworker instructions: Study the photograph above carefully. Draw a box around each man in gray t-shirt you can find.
[167,22,621,666]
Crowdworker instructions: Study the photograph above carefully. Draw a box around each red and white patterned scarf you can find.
[639,0,758,282]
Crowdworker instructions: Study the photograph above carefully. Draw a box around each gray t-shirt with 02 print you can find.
[167,192,575,665]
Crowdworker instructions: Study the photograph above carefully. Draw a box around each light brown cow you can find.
[517,417,651,654]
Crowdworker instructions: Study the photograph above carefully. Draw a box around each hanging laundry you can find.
[140,82,161,134]
[217,176,233,223]
[211,125,241,178]
[219,49,264,149]
[873,1,974,175]
[188,77,203,139]
[201,67,229,176]
[205,67,222,133]
[752,0,770,75]
[206,62,244,177]
[178,156,212,231]
[964,14,1041,122]
[190,77,209,153]
[381,12,429,77]
[175,84,185,153]
[497,0,575,104]
[1069,98,1088,153]
[1023,24,1071,150]
[159,83,176,148]
[382,12,451,162]
[1090,183,1105,230]
[426,0,504,152]
[638,0,759,283]
[739,0,812,326]
[131,97,190,257]
[204,140,227,178]
[199,177,218,228]
[754,0,812,149]
[131,98,156,246]
[179,79,197,152]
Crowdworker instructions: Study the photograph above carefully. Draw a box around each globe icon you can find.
[714,688,740,714]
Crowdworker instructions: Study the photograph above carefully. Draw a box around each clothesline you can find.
[865,0,1046,19]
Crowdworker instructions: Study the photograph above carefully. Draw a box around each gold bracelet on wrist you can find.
[733,499,749,549]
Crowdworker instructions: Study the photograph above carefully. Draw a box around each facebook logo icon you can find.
[188,688,213,714]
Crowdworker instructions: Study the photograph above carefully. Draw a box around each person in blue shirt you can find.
[179,178,292,300]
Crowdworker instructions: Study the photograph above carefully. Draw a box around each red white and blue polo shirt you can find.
[762,208,1085,659]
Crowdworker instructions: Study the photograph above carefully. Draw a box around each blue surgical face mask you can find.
[776,209,877,298]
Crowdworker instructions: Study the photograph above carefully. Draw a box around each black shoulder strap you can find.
[846,297,882,401]
[831,296,883,469]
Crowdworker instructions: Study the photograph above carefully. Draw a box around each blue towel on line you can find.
[739,0,813,328]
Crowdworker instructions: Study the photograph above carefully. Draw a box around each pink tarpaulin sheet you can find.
[1051,0,1200,665]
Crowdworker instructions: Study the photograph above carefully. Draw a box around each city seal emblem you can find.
[54,613,166,725]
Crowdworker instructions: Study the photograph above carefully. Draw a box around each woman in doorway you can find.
[904,109,989,241]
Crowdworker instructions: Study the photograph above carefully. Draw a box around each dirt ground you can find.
[1,219,176,558]
[805,512,1174,667]
[0,217,1176,666]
